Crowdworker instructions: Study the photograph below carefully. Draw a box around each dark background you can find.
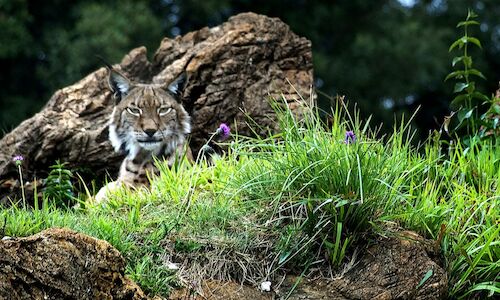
[1,0,499,140]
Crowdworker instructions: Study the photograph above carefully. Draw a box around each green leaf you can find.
[416,269,433,289]
[278,250,292,265]
[493,104,500,115]
[466,37,482,49]
[466,282,500,296]
[450,94,467,109]
[449,38,464,52]
[464,56,472,68]
[467,9,478,19]
[457,20,480,27]
[465,81,476,93]
[467,69,486,80]
[453,83,468,93]
[61,170,73,176]
[458,108,474,122]
[335,199,350,207]
[452,56,463,67]
[451,56,472,67]
[445,71,464,81]
[454,118,467,131]
[471,91,490,103]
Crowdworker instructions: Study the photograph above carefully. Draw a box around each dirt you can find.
[0,228,447,300]
[168,231,447,300]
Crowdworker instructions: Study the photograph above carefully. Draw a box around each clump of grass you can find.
[386,142,500,298]
[229,98,418,268]
[228,97,498,298]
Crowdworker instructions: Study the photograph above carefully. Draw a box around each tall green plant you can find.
[445,9,498,143]
[44,160,75,208]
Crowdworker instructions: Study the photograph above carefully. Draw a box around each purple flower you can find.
[344,131,356,144]
[13,155,24,166]
[216,123,231,140]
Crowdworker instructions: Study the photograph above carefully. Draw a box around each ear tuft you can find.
[108,69,130,102]
[167,72,187,96]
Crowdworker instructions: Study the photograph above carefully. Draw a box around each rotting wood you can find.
[0,12,315,204]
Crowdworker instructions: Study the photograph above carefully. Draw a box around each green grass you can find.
[1,99,498,298]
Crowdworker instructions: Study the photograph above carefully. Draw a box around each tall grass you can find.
[228,98,499,298]
[230,100,416,267]
[1,98,498,298]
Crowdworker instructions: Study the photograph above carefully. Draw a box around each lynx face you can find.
[107,69,191,160]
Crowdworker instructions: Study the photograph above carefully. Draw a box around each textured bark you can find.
[0,12,314,203]
[0,228,149,299]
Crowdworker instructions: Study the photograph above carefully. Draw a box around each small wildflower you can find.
[344,131,356,144]
[13,155,24,166]
[166,262,179,270]
[260,281,272,292]
[216,123,231,140]
[13,155,26,208]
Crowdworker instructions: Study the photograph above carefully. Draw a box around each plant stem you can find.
[18,165,26,209]
[169,130,220,233]
[194,131,218,163]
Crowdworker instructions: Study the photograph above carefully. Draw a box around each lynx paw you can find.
[94,181,123,203]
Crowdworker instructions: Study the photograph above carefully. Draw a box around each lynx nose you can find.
[144,129,157,137]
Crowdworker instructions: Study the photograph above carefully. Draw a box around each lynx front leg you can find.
[93,158,148,203]
[94,180,124,203]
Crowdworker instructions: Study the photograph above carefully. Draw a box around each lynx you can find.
[95,67,192,202]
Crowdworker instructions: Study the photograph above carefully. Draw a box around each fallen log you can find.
[0,12,314,203]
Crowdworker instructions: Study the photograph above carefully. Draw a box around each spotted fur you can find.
[95,68,191,202]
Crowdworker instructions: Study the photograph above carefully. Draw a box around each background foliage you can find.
[1,0,499,139]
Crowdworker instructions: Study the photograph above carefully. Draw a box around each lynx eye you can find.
[126,106,142,116]
[158,106,173,116]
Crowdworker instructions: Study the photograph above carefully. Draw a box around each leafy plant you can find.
[44,160,75,208]
[445,9,498,144]
[478,88,500,141]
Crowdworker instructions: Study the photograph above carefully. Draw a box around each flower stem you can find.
[194,131,218,163]
[183,131,219,221]
[18,165,26,209]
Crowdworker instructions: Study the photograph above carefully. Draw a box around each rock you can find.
[0,227,149,299]
[282,231,447,300]
[0,12,314,203]
[168,280,271,300]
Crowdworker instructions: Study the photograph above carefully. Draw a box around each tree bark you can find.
[0,12,314,203]
[0,228,149,299]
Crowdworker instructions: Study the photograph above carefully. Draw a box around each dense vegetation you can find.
[2,97,499,297]
[1,0,500,138]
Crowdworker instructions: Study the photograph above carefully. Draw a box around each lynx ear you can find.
[108,69,130,102]
[167,72,187,97]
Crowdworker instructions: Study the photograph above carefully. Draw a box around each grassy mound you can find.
[1,100,498,298]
